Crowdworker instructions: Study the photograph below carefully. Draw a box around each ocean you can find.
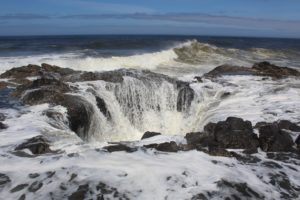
[1,35,300,76]
[0,35,300,199]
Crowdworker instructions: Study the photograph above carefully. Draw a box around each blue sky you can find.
[1,0,300,37]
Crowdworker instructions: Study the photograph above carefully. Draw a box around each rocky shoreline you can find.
[0,61,300,199]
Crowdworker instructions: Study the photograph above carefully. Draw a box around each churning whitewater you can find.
[0,36,300,200]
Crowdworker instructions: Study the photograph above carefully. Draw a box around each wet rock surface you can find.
[15,136,53,155]
[141,131,161,140]
[258,123,295,152]
[203,61,300,79]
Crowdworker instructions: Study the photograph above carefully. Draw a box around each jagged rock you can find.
[15,136,53,155]
[0,64,76,80]
[252,61,300,78]
[255,120,300,132]
[205,147,234,157]
[203,62,300,79]
[0,81,17,89]
[145,141,179,152]
[216,179,265,199]
[277,120,300,132]
[176,82,194,112]
[203,117,259,149]
[0,113,6,121]
[141,131,161,140]
[185,132,217,148]
[95,96,111,120]
[258,123,294,152]
[296,135,300,149]
[22,90,94,140]
[18,194,26,200]
[28,173,40,179]
[0,122,8,130]
[68,184,89,200]
[103,144,137,153]
[203,64,256,78]
[28,181,43,192]
[10,184,29,193]
[0,173,11,187]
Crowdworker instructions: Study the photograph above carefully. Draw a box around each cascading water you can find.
[68,70,230,142]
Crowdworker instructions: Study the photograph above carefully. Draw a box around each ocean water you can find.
[1,35,300,141]
[1,35,300,76]
[0,36,300,199]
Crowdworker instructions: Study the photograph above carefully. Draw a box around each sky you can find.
[0,0,300,38]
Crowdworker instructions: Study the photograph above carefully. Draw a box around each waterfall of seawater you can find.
[72,74,228,142]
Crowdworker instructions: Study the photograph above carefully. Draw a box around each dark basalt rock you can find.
[10,184,29,193]
[0,113,6,121]
[59,95,94,140]
[0,81,17,89]
[28,181,43,192]
[103,144,137,153]
[68,184,89,200]
[203,62,300,79]
[0,173,11,187]
[296,135,300,150]
[0,122,8,130]
[141,131,161,140]
[176,82,194,112]
[18,194,26,200]
[185,132,217,149]
[258,123,294,152]
[205,147,234,157]
[203,64,256,78]
[277,120,300,132]
[15,136,53,155]
[21,89,94,140]
[252,61,300,78]
[0,64,76,80]
[144,141,179,152]
[95,96,111,120]
[202,117,259,149]
[216,179,264,199]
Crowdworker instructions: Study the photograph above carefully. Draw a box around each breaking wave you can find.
[0,40,300,76]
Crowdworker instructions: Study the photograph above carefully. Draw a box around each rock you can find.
[15,136,53,155]
[0,64,41,79]
[0,173,11,187]
[203,117,259,149]
[0,81,17,89]
[18,194,26,200]
[258,123,294,152]
[145,141,179,152]
[28,181,43,192]
[202,62,300,79]
[0,64,76,80]
[0,122,8,129]
[296,135,300,149]
[203,64,256,78]
[141,131,161,140]
[95,96,111,120]
[10,184,29,193]
[0,113,6,121]
[278,120,300,132]
[252,61,300,78]
[185,132,217,148]
[176,82,194,112]
[103,144,137,153]
[68,184,89,200]
[22,91,94,140]
[216,179,264,199]
[205,147,234,157]
[28,173,40,179]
